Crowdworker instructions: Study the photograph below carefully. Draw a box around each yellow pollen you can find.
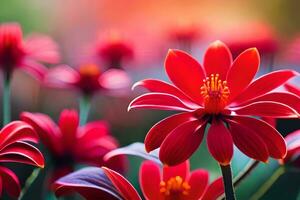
[79,64,101,77]
[160,176,191,196]
[200,74,230,114]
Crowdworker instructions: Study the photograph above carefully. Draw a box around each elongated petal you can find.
[186,169,209,200]
[20,59,48,81]
[207,120,233,165]
[204,40,232,79]
[159,120,205,166]
[128,93,195,112]
[227,119,269,162]
[0,141,44,167]
[284,130,300,163]
[139,161,162,200]
[165,49,205,103]
[232,101,299,118]
[227,48,259,102]
[0,121,38,149]
[202,177,224,200]
[44,65,80,88]
[163,160,189,181]
[284,83,300,96]
[99,69,130,90]
[232,70,299,105]
[59,109,79,150]
[145,112,198,152]
[231,116,286,159]
[0,166,21,198]
[103,167,141,200]
[132,79,198,106]
[53,167,122,200]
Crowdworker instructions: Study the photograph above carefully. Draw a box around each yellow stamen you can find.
[79,64,101,77]
[160,176,191,196]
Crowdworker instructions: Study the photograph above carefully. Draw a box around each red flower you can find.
[284,83,300,97]
[53,160,224,200]
[0,121,44,198]
[129,40,300,166]
[0,22,59,80]
[44,63,130,96]
[281,130,300,167]
[20,109,125,182]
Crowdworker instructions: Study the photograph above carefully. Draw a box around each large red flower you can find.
[20,109,125,182]
[0,121,44,198]
[44,63,130,96]
[0,22,59,80]
[129,40,300,166]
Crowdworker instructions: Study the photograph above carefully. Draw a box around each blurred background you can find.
[0,0,300,199]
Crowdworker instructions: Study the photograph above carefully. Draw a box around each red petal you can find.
[20,59,48,81]
[159,120,206,166]
[0,141,45,167]
[0,166,21,198]
[227,119,269,162]
[186,169,209,200]
[163,160,189,181]
[102,167,141,200]
[132,79,198,106]
[206,119,233,165]
[232,101,299,118]
[232,70,299,105]
[99,69,131,90]
[128,93,197,112]
[0,121,38,148]
[165,49,205,103]
[284,130,300,163]
[227,48,259,102]
[232,116,286,159]
[59,110,79,150]
[284,83,300,96]
[202,177,224,200]
[145,112,197,152]
[203,40,232,80]
[44,65,80,88]
[139,161,162,200]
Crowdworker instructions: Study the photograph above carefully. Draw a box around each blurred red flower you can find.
[0,23,59,80]
[44,63,130,96]
[129,40,300,166]
[281,130,300,167]
[0,121,44,198]
[20,109,125,182]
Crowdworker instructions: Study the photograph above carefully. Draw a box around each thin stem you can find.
[18,168,41,200]
[220,164,236,200]
[2,73,11,126]
[79,95,91,125]
[250,166,285,200]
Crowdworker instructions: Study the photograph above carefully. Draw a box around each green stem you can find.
[220,164,236,200]
[79,95,91,125]
[250,166,285,200]
[18,168,41,200]
[3,73,11,126]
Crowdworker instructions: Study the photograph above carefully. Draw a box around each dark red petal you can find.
[232,101,299,118]
[165,49,205,103]
[203,40,232,80]
[139,161,162,200]
[103,167,141,200]
[132,79,198,106]
[206,120,233,166]
[20,59,48,81]
[227,48,259,102]
[201,177,224,200]
[232,70,299,105]
[145,112,198,152]
[0,141,44,167]
[0,121,39,148]
[163,160,190,181]
[227,119,269,162]
[128,93,197,112]
[99,69,131,90]
[232,116,286,159]
[159,120,205,166]
[44,65,80,88]
[284,83,300,96]
[186,169,209,200]
[284,130,300,163]
[0,166,21,198]
[59,109,79,150]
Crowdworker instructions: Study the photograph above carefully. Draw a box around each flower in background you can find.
[284,83,300,97]
[53,160,224,200]
[281,130,300,167]
[44,63,130,96]
[20,109,125,182]
[0,121,44,198]
[129,40,300,166]
[0,22,59,80]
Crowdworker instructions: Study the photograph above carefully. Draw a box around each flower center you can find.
[79,64,101,77]
[160,176,191,197]
[200,74,230,114]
